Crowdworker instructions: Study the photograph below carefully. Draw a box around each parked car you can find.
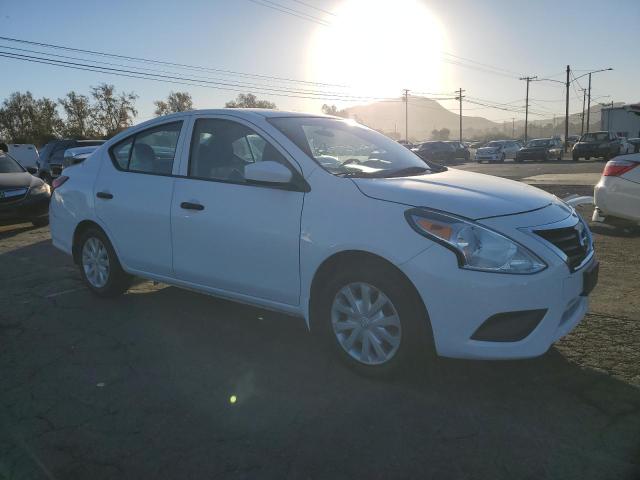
[572,131,621,161]
[628,138,640,153]
[593,154,640,227]
[50,110,598,375]
[618,137,633,155]
[0,143,40,171]
[39,139,105,183]
[62,145,101,169]
[443,141,471,162]
[397,140,414,149]
[475,140,521,163]
[515,138,563,162]
[566,135,580,147]
[411,141,456,164]
[0,151,51,226]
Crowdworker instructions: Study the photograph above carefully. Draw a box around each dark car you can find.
[572,131,621,161]
[443,141,471,161]
[515,138,563,162]
[628,138,640,153]
[0,152,51,226]
[38,139,105,183]
[411,141,456,164]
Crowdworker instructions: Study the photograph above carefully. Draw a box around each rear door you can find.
[170,115,305,305]
[94,120,186,276]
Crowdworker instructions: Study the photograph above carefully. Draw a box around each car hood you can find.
[0,172,34,189]
[477,147,500,154]
[353,168,557,219]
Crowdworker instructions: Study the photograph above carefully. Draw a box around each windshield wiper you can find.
[380,166,432,178]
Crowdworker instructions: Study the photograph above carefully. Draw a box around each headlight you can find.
[405,208,547,274]
[29,183,50,196]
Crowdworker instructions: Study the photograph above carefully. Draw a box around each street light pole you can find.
[581,89,586,135]
[564,64,570,152]
[403,89,409,142]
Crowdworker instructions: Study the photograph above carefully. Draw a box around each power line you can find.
[245,0,330,26]
[0,51,401,102]
[0,45,402,101]
[288,0,336,16]
[0,35,346,88]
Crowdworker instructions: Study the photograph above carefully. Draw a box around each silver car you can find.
[475,140,521,163]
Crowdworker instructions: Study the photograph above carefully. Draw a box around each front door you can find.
[171,117,304,305]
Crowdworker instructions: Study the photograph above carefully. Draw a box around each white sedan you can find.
[593,154,640,227]
[50,110,598,375]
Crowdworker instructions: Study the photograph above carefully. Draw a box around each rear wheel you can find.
[78,227,131,297]
[315,262,432,377]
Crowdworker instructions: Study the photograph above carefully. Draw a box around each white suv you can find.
[50,110,598,375]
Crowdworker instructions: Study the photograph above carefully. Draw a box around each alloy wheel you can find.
[331,282,402,365]
[82,237,110,288]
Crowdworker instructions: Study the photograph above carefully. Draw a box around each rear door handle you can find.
[180,202,204,211]
[96,192,113,199]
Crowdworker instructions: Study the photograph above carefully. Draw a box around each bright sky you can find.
[1,0,638,123]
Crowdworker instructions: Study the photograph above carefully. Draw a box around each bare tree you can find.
[154,91,194,116]
[58,91,96,138]
[225,93,276,109]
[91,84,138,138]
[0,91,62,145]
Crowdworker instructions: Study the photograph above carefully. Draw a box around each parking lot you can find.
[1,159,639,479]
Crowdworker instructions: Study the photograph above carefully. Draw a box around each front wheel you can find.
[316,264,432,377]
[78,227,131,297]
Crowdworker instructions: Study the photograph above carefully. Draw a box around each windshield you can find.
[0,153,25,173]
[268,117,437,177]
[526,139,552,147]
[485,141,504,148]
[581,132,609,142]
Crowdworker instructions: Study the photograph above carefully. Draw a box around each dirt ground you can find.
[0,184,639,479]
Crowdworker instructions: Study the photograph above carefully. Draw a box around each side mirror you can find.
[26,166,38,175]
[244,161,293,185]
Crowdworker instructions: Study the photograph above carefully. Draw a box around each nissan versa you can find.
[50,110,599,375]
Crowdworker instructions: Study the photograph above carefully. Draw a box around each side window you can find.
[188,118,288,182]
[109,121,182,175]
[111,138,133,169]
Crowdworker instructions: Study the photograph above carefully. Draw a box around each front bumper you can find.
[0,194,50,221]
[573,147,610,157]
[400,207,595,359]
[517,150,548,160]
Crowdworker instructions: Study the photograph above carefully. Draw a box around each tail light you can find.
[51,175,69,190]
[603,160,638,177]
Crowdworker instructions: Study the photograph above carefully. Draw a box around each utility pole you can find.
[512,118,515,138]
[564,64,570,152]
[403,89,409,142]
[520,75,537,142]
[580,89,586,135]
[586,73,592,133]
[456,88,465,144]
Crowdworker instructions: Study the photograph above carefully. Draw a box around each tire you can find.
[515,156,523,163]
[78,227,131,297]
[31,217,49,227]
[314,261,432,377]
[572,155,579,161]
[585,156,591,161]
[500,153,506,163]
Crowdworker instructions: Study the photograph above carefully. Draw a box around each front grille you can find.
[0,188,28,204]
[534,224,590,270]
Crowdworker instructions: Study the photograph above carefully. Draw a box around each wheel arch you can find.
[307,249,433,338]
[72,220,107,264]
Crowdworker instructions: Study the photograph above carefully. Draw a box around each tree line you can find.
[0,87,280,147]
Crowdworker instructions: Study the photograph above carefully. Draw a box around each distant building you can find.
[600,104,640,137]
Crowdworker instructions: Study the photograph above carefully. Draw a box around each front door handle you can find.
[96,192,113,199]
[180,202,204,211]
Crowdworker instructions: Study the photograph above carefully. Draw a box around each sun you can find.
[307,0,448,103]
